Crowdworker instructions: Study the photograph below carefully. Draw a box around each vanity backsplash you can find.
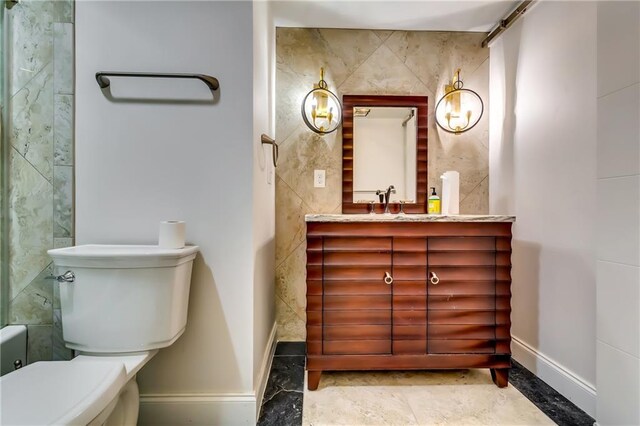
[275,28,490,340]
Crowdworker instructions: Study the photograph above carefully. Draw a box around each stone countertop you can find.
[305,214,516,223]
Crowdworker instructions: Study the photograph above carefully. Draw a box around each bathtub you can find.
[0,325,27,376]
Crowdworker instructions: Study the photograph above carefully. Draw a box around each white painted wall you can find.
[595,2,640,425]
[489,2,597,415]
[75,1,275,424]
[252,0,277,417]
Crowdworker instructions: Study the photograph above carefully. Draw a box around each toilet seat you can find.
[0,361,126,425]
[0,351,157,426]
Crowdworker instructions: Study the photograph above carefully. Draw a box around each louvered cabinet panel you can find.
[320,236,393,356]
[392,238,427,354]
[427,237,496,354]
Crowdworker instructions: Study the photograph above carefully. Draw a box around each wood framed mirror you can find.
[342,95,428,213]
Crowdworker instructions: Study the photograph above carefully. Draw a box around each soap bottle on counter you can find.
[428,187,440,214]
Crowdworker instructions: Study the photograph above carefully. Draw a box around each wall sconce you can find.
[435,69,484,134]
[301,68,342,135]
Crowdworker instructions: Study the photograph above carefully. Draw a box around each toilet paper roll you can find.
[158,221,186,248]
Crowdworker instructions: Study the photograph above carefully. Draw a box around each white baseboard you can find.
[512,335,596,417]
[255,322,278,420]
[138,393,257,426]
[139,322,278,426]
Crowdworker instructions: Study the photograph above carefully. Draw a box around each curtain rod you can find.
[481,0,535,48]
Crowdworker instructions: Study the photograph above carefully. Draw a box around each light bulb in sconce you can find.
[435,68,484,135]
[301,67,342,135]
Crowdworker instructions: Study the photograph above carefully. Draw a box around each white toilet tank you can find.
[48,245,199,353]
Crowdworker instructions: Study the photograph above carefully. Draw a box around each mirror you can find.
[342,95,428,214]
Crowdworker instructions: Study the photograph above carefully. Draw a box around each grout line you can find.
[598,81,640,100]
[598,173,640,181]
[469,56,490,77]
[597,259,640,269]
[9,261,53,303]
[459,175,488,204]
[597,339,640,361]
[9,60,53,102]
[335,35,392,92]
[10,138,54,186]
[276,293,305,324]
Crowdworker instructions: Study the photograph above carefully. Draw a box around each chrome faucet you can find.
[383,185,396,213]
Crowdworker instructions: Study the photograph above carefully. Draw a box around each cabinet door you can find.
[427,237,503,354]
[392,238,428,354]
[319,237,393,355]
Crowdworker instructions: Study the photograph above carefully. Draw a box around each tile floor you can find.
[258,342,594,426]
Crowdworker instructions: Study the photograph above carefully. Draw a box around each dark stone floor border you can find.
[258,342,595,426]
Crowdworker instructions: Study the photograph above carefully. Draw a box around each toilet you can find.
[0,244,199,425]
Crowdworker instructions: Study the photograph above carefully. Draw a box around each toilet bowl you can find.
[0,245,198,425]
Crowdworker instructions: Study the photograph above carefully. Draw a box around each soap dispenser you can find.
[428,187,441,214]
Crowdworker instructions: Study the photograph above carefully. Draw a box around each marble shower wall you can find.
[275,28,489,340]
[6,0,74,362]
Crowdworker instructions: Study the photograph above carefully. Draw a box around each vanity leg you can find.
[308,371,322,390]
[491,368,509,388]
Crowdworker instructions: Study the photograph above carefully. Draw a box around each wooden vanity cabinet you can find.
[305,221,513,390]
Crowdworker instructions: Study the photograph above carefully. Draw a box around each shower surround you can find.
[6,0,74,362]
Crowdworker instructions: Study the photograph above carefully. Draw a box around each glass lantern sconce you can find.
[435,69,484,134]
[301,68,342,135]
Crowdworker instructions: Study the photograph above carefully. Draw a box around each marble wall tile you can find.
[429,127,489,200]
[275,67,308,143]
[338,44,431,96]
[10,63,54,181]
[385,31,488,96]
[53,237,73,248]
[9,0,54,97]
[277,126,343,213]
[27,325,53,363]
[52,239,73,310]
[373,30,394,43]
[54,94,73,166]
[7,0,75,366]
[276,29,382,142]
[275,28,489,339]
[52,0,74,24]
[53,23,74,95]
[53,165,73,238]
[53,309,73,361]
[276,28,382,89]
[9,263,53,325]
[9,148,54,299]
[460,175,489,214]
[275,242,307,320]
[275,177,308,267]
[276,296,305,341]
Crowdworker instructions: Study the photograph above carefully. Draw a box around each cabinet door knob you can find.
[430,271,440,285]
[384,271,394,285]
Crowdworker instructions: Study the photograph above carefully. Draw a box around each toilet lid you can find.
[0,360,126,425]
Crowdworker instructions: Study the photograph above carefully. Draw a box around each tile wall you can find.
[596,2,640,425]
[7,0,74,362]
[275,29,490,340]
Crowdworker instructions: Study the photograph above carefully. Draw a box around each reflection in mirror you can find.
[342,95,428,214]
[353,107,417,203]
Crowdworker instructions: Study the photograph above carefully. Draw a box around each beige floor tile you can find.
[303,370,554,426]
